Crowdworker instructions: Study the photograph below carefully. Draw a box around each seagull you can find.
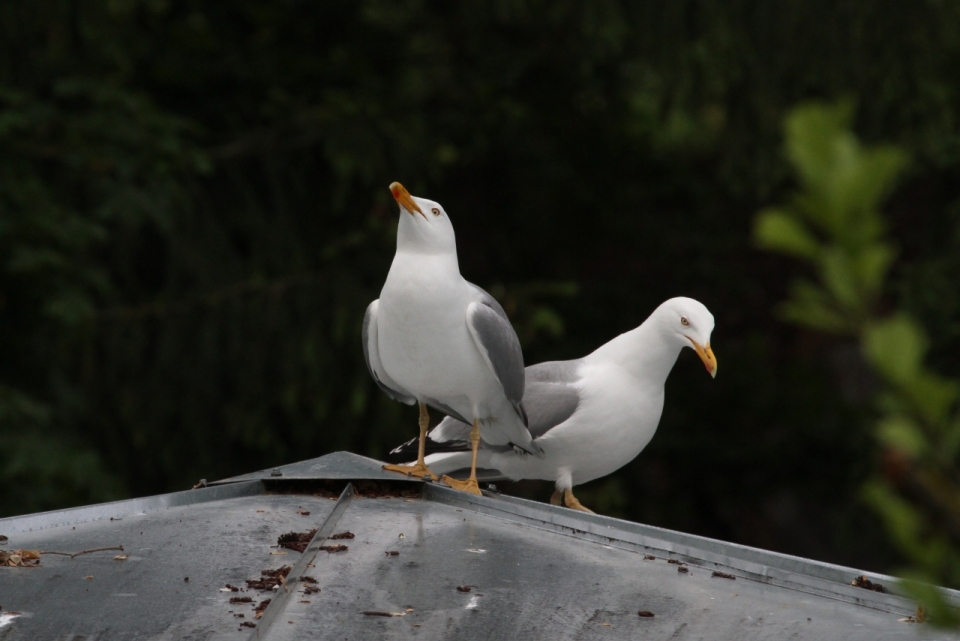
[390,297,717,512]
[362,182,539,495]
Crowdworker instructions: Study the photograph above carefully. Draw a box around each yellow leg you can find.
[383,403,437,480]
[549,490,563,506]
[441,419,482,495]
[563,488,594,514]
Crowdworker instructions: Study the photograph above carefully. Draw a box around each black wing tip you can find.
[388,436,419,457]
[516,402,529,427]
[441,467,509,483]
[385,435,472,463]
[511,439,544,457]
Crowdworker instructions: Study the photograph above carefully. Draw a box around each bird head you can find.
[389,182,457,255]
[656,297,717,378]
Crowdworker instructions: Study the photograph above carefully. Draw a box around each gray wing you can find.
[363,300,416,405]
[465,300,526,424]
[525,359,582,384]
[466,281,510,321]
[428,359,583,445]
[520,360,583,439]
[464,282,526,419]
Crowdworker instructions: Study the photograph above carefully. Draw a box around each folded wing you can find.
[465,298,527,425]
[362,300,416,405]
[398,359,583,462]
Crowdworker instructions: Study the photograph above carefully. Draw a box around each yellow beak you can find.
[389,182,425,218]
[686,338,718,378]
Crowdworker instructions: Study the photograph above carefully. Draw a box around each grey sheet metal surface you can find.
[426,485,960,613]
[0,486,343,640]
[0,481,265,536]
[0,451,956,640]
[262,491,950,641]
[213,451,404,484]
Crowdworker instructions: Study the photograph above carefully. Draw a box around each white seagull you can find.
[391,297,717,512]
[363,182,539,495]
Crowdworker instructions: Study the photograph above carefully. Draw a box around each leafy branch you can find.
[754,101,960,626]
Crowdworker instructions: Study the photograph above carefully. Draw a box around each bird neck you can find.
[585,320,682,384]
[396,213,460,257]
[391,246,462,277]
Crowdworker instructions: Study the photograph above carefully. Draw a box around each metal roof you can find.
[0,451,957,640]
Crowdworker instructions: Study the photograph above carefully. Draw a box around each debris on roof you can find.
[0,451,957,640]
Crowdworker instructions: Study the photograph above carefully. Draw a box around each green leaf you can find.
[528,307,566,338]
[7,247,70,273]
[854,244,896,299]
[785,100,855,191]
[754,209,822,259]
[784,100,857,231]
[825,145,905,236]
[876,415,927,458]
[942,416,960,461]
[781,100,907,242]
[862,482,926,560]
[838,146,909,220]
[778,279,851,333]
[863,316,927,386]
[820,248,863,311]
[902,374,959,426]
[898,575,960,628]
[42,289,97,325]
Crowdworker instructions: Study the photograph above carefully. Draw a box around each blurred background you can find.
[2,0,959,582]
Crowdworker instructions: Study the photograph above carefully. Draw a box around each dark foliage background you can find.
[2,0,959,577]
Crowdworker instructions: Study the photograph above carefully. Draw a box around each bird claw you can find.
[440,475,482,496]
[549,489,594,513]
[563,489,594,513]
[382,463,436,481]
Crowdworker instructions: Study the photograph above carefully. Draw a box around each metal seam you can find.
[0,480,266,534]
[251,483,356,640]
[421,483,958,615]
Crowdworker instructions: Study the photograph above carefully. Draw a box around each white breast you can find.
[376,253,501,420]
[494,362,664,486]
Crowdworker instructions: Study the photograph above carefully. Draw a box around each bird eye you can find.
[431,208,441,217]
[680,316,690,326]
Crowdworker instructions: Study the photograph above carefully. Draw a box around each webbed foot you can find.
[440,475,482,496]
[382,462,436,481]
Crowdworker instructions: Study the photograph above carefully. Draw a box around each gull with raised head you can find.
[363,182,538,495]
[390,297,716,511]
